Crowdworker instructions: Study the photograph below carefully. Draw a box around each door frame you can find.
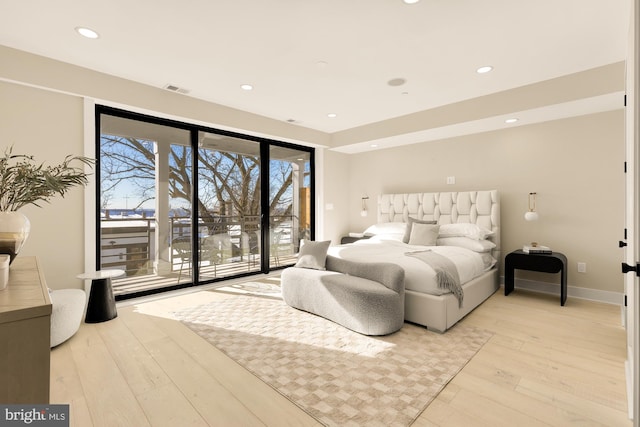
[633,0,640,421]
[626,0,640,423]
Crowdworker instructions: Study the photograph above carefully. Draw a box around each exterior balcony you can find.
[100,214,300,298]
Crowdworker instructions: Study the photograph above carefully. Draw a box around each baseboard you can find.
[500,276,624,306]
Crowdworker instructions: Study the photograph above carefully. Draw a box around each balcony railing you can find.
[100,215,300,278]
[100,218,155,276]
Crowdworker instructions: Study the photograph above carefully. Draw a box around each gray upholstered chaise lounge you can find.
[281,255,405,335]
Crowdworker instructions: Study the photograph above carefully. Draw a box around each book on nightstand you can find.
[523,244,552,254]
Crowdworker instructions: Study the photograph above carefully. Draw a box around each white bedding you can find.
[327,236,492,296]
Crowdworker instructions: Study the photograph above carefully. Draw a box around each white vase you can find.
[0,211,31,264]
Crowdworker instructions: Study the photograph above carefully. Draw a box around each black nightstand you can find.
[504,250,568,306]
[340,235,370,244]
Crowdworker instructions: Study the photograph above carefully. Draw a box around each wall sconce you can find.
[361,196,369,217]
[524,192,539,221]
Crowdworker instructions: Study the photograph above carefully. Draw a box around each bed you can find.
[328,190,500,333]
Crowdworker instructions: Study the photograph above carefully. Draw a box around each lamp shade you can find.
[524,211,539,221]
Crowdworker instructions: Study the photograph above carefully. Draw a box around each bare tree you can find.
[100,136,305,232]
[100,136,156,210]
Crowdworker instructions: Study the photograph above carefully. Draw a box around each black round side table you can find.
[78,269,124,323]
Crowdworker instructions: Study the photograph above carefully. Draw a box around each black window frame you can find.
[95,105,315,300]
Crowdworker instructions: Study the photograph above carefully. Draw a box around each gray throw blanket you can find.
[406,250,463,307]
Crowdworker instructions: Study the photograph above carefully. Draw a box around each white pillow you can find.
[295,239,331,270]
[363,222,407,236]
[437,237,496,252]
[438,223,494,240]
[408,223,440,246]
[403,217,437,243]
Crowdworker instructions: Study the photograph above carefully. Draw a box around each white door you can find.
[624,1,639,423]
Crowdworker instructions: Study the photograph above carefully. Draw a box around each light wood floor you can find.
[50,284,632,427]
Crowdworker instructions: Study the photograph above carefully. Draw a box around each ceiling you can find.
[0,0,631,150]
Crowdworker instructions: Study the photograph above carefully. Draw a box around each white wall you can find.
[0,45,329,149]
[0,45,625,296]
[0,81,86,289]
[0,46,329,290]
[316,149,350,244]
[336,111,625,294]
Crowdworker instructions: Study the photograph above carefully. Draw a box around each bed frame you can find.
[377,190,500,332]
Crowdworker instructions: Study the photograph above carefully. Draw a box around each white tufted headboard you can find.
[377,190,500,258]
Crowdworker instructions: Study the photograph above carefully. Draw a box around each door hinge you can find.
[625,295,627,307]
[624,161,627,173]
[624,94,627,107]
[621,262,640,276]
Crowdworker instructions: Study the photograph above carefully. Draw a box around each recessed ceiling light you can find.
[476,66,493,74]
[75,27,99,39]
[327,113,337,118]
[403,0,420,4]
[505,118,519,124]
[240,84,253,91]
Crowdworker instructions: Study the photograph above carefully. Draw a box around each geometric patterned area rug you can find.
[174,295,492,427]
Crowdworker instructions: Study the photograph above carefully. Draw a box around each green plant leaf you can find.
[0,146,95,211]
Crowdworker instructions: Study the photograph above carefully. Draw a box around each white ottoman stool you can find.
[50,289,86,348]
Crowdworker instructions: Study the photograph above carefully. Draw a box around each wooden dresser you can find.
[0,256,51,403]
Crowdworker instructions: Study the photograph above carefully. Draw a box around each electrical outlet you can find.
[446,176,455,185]
[577,262,587,273]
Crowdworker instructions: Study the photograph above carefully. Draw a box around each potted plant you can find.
[0,146,94,264]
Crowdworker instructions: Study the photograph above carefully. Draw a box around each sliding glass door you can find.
[197,132,262,281]
[269,146,312,268]
[99,114,193,291]
[96,106,313,299]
